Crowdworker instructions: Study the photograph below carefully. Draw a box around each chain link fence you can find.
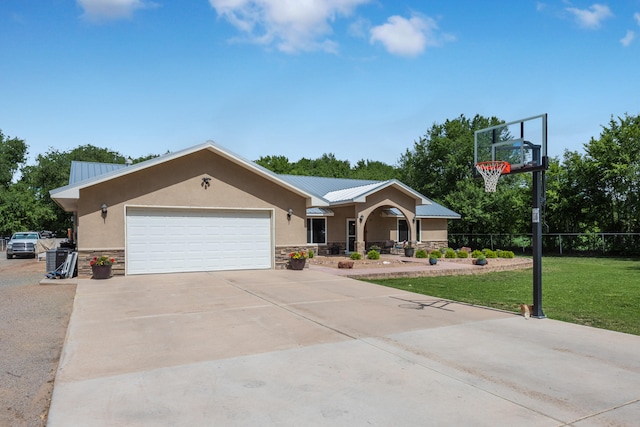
[449,233,640,256]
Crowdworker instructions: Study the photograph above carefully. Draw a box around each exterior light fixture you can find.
[359,214,364,223]
[287,208,293,220]
[201,177,211,189]
[101,203,108,223]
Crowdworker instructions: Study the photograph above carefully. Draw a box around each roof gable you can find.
[50,141,328,211]
[50,142,459,219]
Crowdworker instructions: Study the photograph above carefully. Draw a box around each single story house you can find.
[50,141,460,276]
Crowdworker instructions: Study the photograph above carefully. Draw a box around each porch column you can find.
[409,215,417,246]
[356,212,366,254]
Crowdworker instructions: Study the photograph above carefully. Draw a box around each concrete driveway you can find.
[48,269,640,426]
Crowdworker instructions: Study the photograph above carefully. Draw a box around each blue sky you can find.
[1,1,639,167]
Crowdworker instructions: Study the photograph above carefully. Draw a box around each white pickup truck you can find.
[6,231,40,259]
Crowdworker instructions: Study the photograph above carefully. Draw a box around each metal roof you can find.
[416,203,461,219]
[323,182,384,203]
[306,207,335,217]
[383,206,460,220]
[69,161,128,185]
[278,175,379,200]
[53,143,460,219]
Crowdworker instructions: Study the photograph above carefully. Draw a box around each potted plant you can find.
[289,251,308,270]
[474,254,488,266]
[403,242,415,257]
[429,250,441,265]
[90,255,115,279]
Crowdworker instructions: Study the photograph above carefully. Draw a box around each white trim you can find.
[306,217,327,245]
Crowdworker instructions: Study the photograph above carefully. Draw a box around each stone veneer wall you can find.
[78,249,126,278]
[78,244,325,276]
[415,240,448,251]
[275,245,318,269]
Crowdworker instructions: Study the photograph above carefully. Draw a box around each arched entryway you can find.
[355,204,416,254]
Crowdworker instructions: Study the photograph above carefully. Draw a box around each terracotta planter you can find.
[289,258,306,270]
[91,264,112,279]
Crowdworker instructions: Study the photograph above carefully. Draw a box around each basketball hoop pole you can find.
[532,160,545,318]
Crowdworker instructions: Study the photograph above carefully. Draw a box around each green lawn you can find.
[367,257,640,336]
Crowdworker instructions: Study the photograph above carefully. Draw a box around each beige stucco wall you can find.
[77,150,308,251]
[420,218,448,242]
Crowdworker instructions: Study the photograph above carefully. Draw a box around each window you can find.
[398,219,421,242]
[307,218,326,244]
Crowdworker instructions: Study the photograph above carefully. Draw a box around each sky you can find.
[1,1,639,167]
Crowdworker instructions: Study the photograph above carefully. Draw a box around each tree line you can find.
[1,112,639,239]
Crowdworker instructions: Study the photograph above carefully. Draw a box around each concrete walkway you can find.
[48,269,640,426]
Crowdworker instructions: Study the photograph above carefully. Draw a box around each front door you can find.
[347,219,356,253]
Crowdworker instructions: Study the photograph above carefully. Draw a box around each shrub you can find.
[485,249,498,258]
[445,248,457,258]
[308,249,315,258]
[415,249,428,258]
[350,252,362,260]
[499,250,515,258]
[367,250,380,260]
[369,245,381,252]
[456,250,469,258]
[471,249,483,258]
[429,250,442,259]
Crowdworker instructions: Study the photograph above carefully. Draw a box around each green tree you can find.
[398,114,505,201]
[290,153,351,178]
[350,159,398,180]
[255,155,293,174]
[398,114,531,236]
[21,145,131,235]
[0,130,28,188]
[0,181,56,236]
[582,114,640,232]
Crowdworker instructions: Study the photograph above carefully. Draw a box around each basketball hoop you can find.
[475,161,510,192]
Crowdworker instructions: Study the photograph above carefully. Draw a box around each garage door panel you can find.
[126,209,272,274]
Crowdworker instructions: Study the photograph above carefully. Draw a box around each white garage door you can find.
[126,208,272,275]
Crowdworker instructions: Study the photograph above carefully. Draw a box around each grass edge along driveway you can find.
[367,257,640,336]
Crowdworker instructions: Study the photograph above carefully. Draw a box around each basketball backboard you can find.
[474,114,548,175]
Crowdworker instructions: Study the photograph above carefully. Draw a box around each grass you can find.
[367,257,640,336]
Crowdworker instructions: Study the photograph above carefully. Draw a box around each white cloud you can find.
[565,4,613,29]
[620,30,635,46]
[208,0,370,54]
[369,14,449,57]
[635,12,640,26]
[77,0,156,21]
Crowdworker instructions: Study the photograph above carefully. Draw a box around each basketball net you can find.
[475,161,510,192]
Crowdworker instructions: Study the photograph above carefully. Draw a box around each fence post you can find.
[558,234,562,255]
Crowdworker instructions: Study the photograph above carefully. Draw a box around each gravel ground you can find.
[0,254,76,427]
